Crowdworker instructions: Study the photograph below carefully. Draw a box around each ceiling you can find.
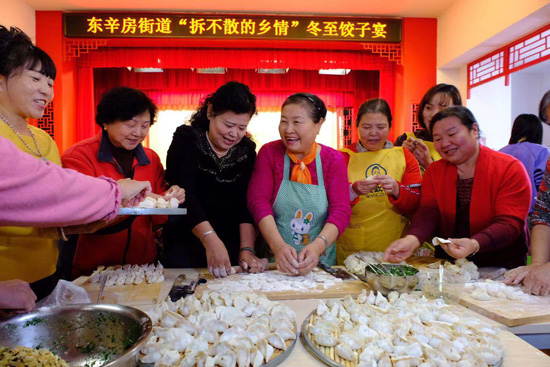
[22,0,457,18]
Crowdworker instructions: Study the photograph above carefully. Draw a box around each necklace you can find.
[0,111,46,160]
[205,131,229,157]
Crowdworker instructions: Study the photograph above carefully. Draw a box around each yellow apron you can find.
[337,147,409,264]
[405,132,442,162]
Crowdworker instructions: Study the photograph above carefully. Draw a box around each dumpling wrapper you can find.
[432,237,453,247]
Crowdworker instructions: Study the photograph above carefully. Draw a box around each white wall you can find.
[0,0,35,42]
[510,68,550,147]
[467,77,512,150]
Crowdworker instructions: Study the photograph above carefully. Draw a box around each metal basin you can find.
[361,264,419,295]
[0,304,152,367]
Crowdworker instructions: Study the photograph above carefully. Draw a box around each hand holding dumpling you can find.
[117,178,152,207]
[164,185,185,204]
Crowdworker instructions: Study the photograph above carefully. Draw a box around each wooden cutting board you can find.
[74,276,163,306]
[194,266,370,301]
[459,292,550,327]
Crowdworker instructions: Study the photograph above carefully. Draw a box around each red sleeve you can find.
[247,144,278,224]
[407,164,440,243]
[61,146,97,176]
[388,148,422,215]
[340,150,360,206]
[472,159,531,252]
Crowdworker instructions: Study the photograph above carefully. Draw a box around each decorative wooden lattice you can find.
[65,39,107,61]
[411,103,422,133]
[37,102,54,138]
[509,27,550,71]
[339,107,353,149]
[468,51,505,87]
[362,43,402,65]
[468,23,550,94]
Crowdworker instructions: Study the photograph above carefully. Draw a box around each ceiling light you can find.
[319,69,351,75]
[133,68,163,73]
[257,68,288,74]
[196,67,226,74]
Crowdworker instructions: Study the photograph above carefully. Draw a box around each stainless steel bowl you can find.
[362,264,419,296]
[0,304,152,367]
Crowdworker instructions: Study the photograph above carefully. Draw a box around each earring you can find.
[104,126,107,131]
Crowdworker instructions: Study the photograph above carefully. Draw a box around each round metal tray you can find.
[300,310,503,367]
[0,304,152,367]
[138,319,298,367]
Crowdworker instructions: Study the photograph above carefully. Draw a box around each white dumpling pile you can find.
[89,263,164,286]
[307,290,505,367]
[138,196,179,209]
[140,290,297,367]
[464,279,532,302]
[426,259,480,283]
[205,268,342,293]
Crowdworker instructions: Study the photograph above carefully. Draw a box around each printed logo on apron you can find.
[365,163,388,198]
[290,209,313,246]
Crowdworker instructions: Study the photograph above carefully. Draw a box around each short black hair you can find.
[509,114,542,145]
[418,84,462,129]
[356,98,392,128]
[190,81,257,131]
[282,93,327,123]
[540,90,550,124]
[0,25,56,80]
[430,106,477,133]
[96,87,157,127]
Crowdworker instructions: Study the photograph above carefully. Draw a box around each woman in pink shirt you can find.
[0,135,151,314]
[248,93,351,275]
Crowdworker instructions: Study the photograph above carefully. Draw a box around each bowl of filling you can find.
[0,304,151,367]
[363,264,419,296]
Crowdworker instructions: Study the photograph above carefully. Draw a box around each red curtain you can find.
[76,47,392,141]
[93,68,378,112]
[80,47,395,71]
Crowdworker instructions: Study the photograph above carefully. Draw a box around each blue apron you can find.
[272,147,336,265]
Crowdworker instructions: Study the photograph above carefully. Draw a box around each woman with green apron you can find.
[394,84,462,173]
[248,93,351,275]
[339,99,422,264]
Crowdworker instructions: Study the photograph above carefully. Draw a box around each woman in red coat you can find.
[62,87,184,278]
[385,106,531,268]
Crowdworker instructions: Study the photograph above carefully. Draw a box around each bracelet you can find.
[468,239,480,257]
[58,227,69,241]
[239,247,256,255]
[199,230,216,241]
[316,235,329,250]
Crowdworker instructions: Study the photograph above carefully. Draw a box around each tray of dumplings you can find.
[301,290,504,367]
[137,290,298,367]
[118,196,187,215]
[74,263,165,306]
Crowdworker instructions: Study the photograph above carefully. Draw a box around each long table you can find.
[79,268,550,366]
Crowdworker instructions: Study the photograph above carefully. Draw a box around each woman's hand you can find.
[272,242,299,275]
[411,140,432,169]
[297,240,325,275]
[441,238,479,259]
[117,178,152,207]
[165,185,186,204]
[0,280,36,313]
[522,263,550,296]
[352,179,379,196]
[239,250,268,274]
[403,139,432,169]
[204,239,233,278]
[384,235,420,262]
[374,175,400,198]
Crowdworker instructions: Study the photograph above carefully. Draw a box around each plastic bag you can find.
[39,280,91,307]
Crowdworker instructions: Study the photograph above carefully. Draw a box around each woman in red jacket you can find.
[385,106,531,268]
[62,87,184,278]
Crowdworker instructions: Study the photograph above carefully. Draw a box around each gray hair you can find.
[540,90,550,124]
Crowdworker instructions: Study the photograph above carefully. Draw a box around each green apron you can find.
[272,147,336,265]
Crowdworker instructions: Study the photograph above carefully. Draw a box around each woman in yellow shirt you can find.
[395,84,462,173]
[0,25,62,298]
